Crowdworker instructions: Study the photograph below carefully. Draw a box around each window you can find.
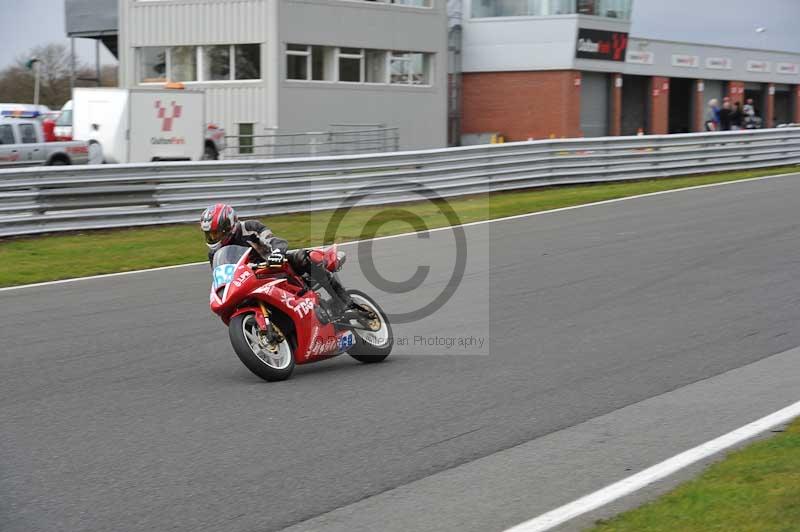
[140,47,167,83]
[56,109,72,127]
[410,53,430,85]
[359,0,432,5]
[338,48,363,82]
[19,123,37,144]
[238,123,254,155]
[471,0,630,18]
[390,52,430,85]
[0,125,14,145]
[203,45,231,81]
[138,44,261,83]
[284,45,431,87]
[235,44,260,80]
[286,44,330,81]
[311,46,325,80]
[171,46,197,82]
[287,44,310,80]
[390,53,410,84]
[365,50,386,83]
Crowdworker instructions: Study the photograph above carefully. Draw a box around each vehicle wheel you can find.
[229,313,295,381]
[50,158,68,166]
[347,290,393,363]
[203,143,219,160]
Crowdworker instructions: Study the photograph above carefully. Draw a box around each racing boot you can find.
[328,275,355,316]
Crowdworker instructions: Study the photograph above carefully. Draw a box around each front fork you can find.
[254,302,284,351]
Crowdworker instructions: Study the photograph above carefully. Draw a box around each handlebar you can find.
[248,259,287,270]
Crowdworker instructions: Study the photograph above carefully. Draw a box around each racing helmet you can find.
[201,203,239,252]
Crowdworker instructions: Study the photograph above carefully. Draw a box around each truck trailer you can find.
[71,88,208,164]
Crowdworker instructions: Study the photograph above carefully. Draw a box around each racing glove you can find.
[267,248,285,268]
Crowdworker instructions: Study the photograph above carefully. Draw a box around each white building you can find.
[110,0,448,155]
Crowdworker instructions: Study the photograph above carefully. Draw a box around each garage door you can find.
[703,80,726,105]
[580,72,610,137]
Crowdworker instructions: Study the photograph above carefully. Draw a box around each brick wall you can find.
[694,80,705,132]
[610,73,622,136]
[765,83,775,128]
[649,76,670,134]
[462,70,582,141]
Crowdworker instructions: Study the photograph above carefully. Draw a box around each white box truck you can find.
[71,88,206,164]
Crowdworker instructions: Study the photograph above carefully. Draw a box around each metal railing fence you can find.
[1,128,799,238]
[224,126,400,159]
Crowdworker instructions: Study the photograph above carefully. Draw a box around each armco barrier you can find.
[1,128,799,238]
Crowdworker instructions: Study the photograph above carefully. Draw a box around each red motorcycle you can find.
[209,244,392,381]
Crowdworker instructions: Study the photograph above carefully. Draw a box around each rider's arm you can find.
[242,220,289,255]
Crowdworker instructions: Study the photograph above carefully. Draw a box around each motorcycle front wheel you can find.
[229,313,295,381]
[347,290,393,363]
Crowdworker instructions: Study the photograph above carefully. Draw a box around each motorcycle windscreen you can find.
[211,245,250,290]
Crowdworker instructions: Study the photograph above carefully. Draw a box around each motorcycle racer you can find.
[200,203,354,318]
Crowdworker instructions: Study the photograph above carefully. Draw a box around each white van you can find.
[54,100,73,140]
[71,88,206,164]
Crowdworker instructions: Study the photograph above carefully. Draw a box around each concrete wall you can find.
[119,0,447,150]
[623,38,800,85]
[278,0,448,150]
[462,14,629,72]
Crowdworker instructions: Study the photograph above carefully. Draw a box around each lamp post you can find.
[25,57,41,107]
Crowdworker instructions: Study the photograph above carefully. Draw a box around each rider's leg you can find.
[288,250,353,310]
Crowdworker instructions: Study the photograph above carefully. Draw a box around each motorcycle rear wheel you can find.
[229,313,295,381]
[347,290,393,363]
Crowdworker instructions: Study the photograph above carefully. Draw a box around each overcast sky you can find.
[631,0,800,52]
[2,0,117,70]
[2,0,799,70]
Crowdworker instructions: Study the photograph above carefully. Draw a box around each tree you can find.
[0,43,118,109]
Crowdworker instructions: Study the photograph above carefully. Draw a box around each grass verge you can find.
[1,165,797,288]
[590,416,800,532]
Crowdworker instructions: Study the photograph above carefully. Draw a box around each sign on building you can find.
[575,29,629,62]
[626,50,654,65]
[671,55,699,68]
[746,60,771,73]
[705,57,732,70]
[777,63,799,75]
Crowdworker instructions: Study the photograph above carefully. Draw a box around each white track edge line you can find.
[1,171,795,293]
[504,398,800,532]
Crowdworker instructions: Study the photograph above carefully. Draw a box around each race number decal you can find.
[338,331,355,351]
[212,264,236,289]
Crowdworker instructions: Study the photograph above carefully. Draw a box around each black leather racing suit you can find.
[209,220,352,310]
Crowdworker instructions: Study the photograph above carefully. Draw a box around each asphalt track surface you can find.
[4,173,800,532]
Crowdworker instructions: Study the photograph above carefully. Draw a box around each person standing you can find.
[743,98,759,129]
[705,99,720,131]
[719,101,733,131]
[730,102,743,130]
